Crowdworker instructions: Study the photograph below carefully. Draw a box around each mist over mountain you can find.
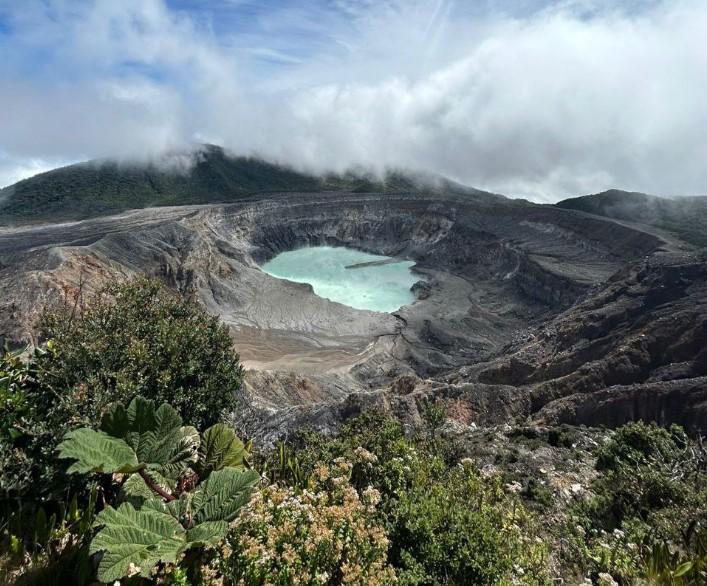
[557,189,707,247]
[3,150,706,252]
[0,145,494,224]
[2,1,707,200]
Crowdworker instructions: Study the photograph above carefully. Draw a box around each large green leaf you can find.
[197,423,248,477]
[130,496,228,546]
[90,501,186,582]
[674,561,694,577]
[101,397,198,475]
[142,492,194,527]
[57,429,140,475]
[186,521,229,547]
[161,425,199,477]
[192,468,260,523]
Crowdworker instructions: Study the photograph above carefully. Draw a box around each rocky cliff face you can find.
[3,190,703,441]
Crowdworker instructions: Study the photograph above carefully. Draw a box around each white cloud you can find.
[0,153,68,190]
[1,0,706,201]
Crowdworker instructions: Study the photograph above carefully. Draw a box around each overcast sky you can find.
[0,0,705,201]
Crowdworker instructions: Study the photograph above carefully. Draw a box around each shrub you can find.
[639,526,707,586]
[268,412,550,585]
[548,426,577,448]
[391,461,549,586]
[213,459,396,585]
[0,486,98,586]
[596,422,688,472]
[522,477,553,507]
[0,344,31,442]
[563,522,644,584]
[561,422,707,584]
[0,345,35,493]
[590,422,696,528]
[36,277,244,429]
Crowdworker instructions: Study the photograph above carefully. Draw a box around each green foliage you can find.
[59,428,142,475]
[103,396,201,478]
[564,521,707,585]
[87,468,256,582]
[259,441,313,490]
[6,306,707,586]
[58,397,198,478]
[57,396,258,583]
[421,399,446,442]
[0,345,68,493]
[591,422,696,527]
[1,278,244,501]
[522,477,553,506]
[0,344,31,443]
[37,277,244,429]
[1,283,247,583]
[196,423,249,478]
[89,501,188,582]
[562,422,707,584]
[391,463,546,585]
[189,468,258,524]
[596,421,688,472]
[640,526,707,585]
[0,345,37,499]
[1,485,98,585]
[547,426,578,448]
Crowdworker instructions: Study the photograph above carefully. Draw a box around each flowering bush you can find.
[566,523,643,583]
[212,458,396,585]
[266,413,550,585]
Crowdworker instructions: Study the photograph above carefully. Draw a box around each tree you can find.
[35,277,244,429]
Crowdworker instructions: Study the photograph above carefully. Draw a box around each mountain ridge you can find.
[0,144,497,225]
[556,189,707,247]
[4,151,707,249]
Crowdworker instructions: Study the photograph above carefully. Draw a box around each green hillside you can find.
[0,145,433,225]
[556,189,707,247]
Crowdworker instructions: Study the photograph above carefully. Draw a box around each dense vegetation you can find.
[0,145,448,225]
[0,279,244,505]
[1,278,705,584]
[556,189,707,247]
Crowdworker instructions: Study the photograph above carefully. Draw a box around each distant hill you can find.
[0,144,484,225]
[556,189,707,247]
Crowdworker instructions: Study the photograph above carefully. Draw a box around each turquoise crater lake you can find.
[261,246,419,313]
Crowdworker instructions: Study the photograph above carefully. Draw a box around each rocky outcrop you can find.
[465,251,707,433]
[535,377,707,432]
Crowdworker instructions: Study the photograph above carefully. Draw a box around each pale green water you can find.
[261,246,418,313]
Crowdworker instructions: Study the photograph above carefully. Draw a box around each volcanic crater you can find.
[1,190,706,440]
